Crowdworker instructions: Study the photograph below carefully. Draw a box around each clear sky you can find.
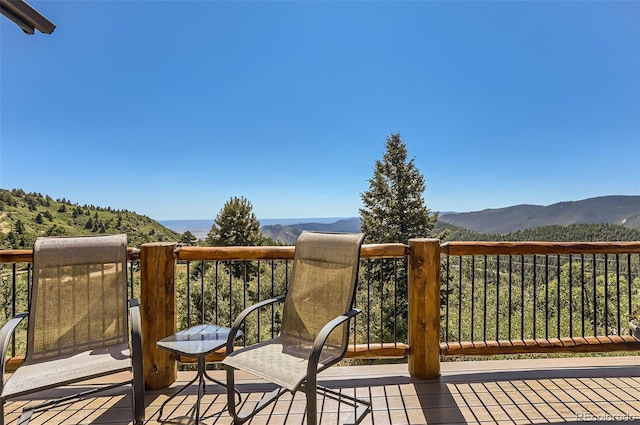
[1,1,639,220]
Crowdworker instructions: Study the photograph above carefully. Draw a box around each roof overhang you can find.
[1,0,55,35]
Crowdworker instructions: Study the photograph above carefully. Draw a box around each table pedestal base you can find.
[158,357,241,424]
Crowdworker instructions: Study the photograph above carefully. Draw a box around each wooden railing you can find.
[138,240,431,389]
[3,238,640,391]
[0,239,439,389]
[440,241,640,356]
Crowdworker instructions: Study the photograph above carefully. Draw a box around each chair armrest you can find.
[0,312,28,388]
[226,294,286,354]
[308,308,361,374]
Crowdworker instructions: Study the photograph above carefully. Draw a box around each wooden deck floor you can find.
[4,356,640,424]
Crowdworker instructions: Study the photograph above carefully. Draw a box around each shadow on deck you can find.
[4,356,640,424]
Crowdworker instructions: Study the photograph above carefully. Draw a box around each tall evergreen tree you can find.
[179,231,197,246]
[359,133,440,342]
[360,133,438,243]
[207,196,263,279]
[206,196,262,247]
[14,220,25,234]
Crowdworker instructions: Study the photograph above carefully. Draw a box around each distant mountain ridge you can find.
[260,218,361,244]
[5,188,633,248]
[439,195,640,234]
[260,195,640,242]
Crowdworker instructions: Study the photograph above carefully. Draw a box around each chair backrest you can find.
[27,234,129,361]
[280,231,364,352]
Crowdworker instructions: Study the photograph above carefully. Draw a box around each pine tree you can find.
[179,231,197,246]
[207,197,262,247]
[14,220,25,234]
[207,196,263,278]
[360,133,438,244]
[359,133,440,341]
[6,231,17,247]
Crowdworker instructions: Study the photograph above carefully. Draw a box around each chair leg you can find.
[130,299,145,424]
[225,365,240,423]
[132,386,145,425]
[132,376,145,425]
[305,387,318,425]
[315,385,371,425]
[18,408,33,425]
[225,366,287,425]
[306,372,318,425]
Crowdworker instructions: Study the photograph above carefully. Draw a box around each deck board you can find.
[4,356,640,424]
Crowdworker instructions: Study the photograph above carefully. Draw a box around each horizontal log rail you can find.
[12,241,638,263]
[442,241,640,256]
[0,247,141,263]
[441,335,640,356]
[175,243,409,261]
[0,244,410,264]
[0,249,32,263]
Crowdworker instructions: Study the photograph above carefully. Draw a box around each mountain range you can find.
[438,195,640,234]
[3,188,638,247]
[260,196,640,243]
[260,217,361,244]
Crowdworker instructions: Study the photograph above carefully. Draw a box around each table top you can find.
[157,324,243,357]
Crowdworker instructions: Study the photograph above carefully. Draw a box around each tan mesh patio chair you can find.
[222,231,370,425]
[0,234,144,425]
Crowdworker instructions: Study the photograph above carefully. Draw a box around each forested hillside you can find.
[3,188,639,249]
[435,222,640,242]
[263,219,640,244]
[0,188,179,248]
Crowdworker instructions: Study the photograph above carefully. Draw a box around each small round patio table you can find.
[156,324,242,424]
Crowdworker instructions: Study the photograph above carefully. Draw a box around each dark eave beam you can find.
[0,0,55,35]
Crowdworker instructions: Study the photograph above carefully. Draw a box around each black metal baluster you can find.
[496,255,500,340]
[508,255,513,341]
[470,257,475,341]
[544,255,549,340]
[458,256,463,343]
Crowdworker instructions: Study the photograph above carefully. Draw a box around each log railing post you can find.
[140,242,177,390]
[408,238,441,379]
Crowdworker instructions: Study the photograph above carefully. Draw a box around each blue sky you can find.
[1,1,639,220]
